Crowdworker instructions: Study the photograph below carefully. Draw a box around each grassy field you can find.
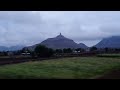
[97,54,120,58]
[0,57,120,79]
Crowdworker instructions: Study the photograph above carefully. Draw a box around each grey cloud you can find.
[0,11,42,25]
[0,11,120,47]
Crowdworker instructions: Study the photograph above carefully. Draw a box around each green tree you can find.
[105,47,109,53]
[3,51,8,56]
[67,48,72,53]
[76,48,85,53]
[55,49,63,54]
[90,47,97,52]
[63,48,73,53]
[21,48,31,53]
[63,48,67,53]
[47,48,54,57]
[35,45,54,57]
[30,51,36,58]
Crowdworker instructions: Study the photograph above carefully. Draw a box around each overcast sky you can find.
[0,11,120,47]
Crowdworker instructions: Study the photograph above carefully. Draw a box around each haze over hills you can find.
[94,36,120,48]
[0,45,25,51]
[0,46,8,51]
[26,33,88,51]
[1,34,120,51]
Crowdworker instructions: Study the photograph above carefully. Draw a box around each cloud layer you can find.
[0,11,120,47]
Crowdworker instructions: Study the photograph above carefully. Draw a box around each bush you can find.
[55,49,63,54]
[63,48,73,53]
[90,47,97,52]
[31,51,36,58]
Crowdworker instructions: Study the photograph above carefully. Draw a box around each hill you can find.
[95,36,120,48]
[78,43,88,49]
[27,33,88,50]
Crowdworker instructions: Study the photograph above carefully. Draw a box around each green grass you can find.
[0,57,120,79]
[97,54,120,58]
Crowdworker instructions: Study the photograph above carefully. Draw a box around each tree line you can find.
[0,45,120,57]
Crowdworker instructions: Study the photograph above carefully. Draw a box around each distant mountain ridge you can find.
[78,43,88,49]
[0,45,25,51]
[2,35,120,51]
[94,36,120,48]
[0,46,8,51]
[26,33,88,51]
[40,33,79,49]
